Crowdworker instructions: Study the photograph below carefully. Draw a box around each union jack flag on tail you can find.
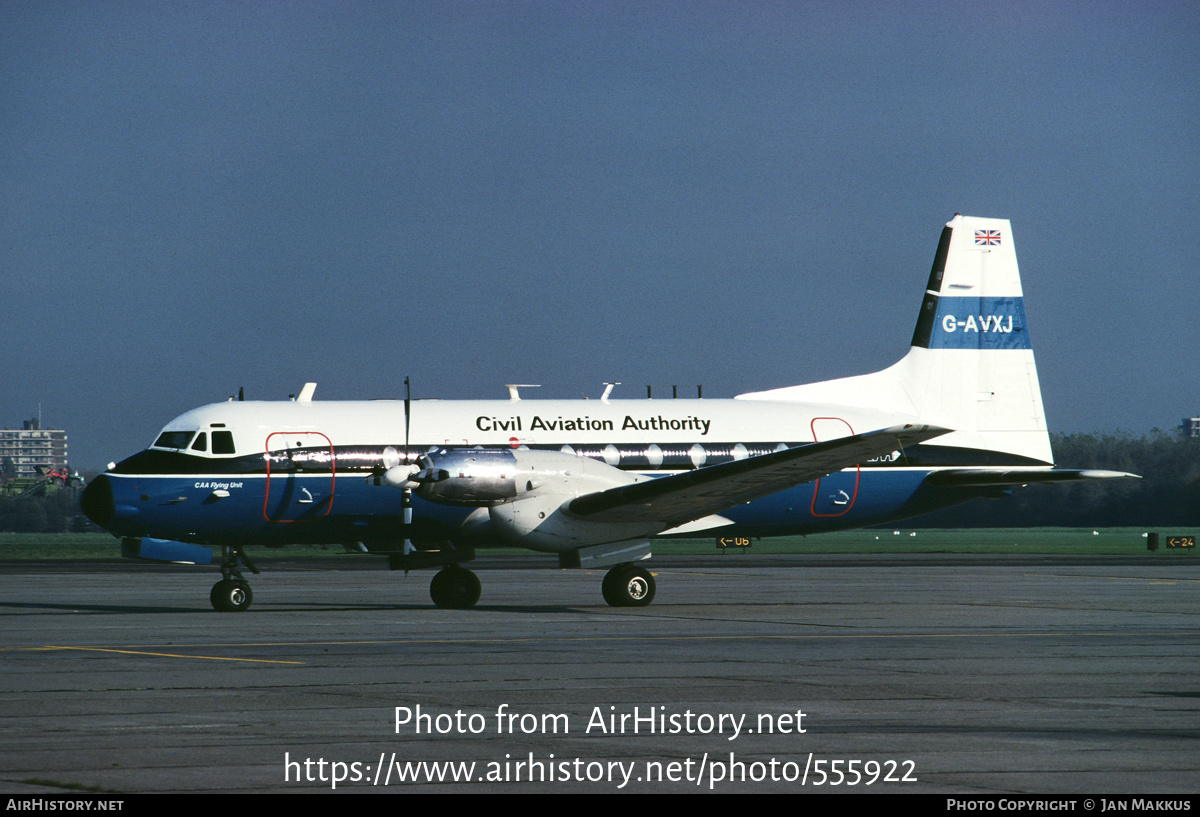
[975,229,1002,246]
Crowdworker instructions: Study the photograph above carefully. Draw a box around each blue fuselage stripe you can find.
[97,467,958,546]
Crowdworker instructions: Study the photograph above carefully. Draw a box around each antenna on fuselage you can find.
[506,384,540,401]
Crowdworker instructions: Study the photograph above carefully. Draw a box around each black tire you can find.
[602,565,655,607]
[601,567,628,606]
[210,579,253,612]
[430,567,481,609]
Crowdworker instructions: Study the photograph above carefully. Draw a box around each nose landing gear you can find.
[211,579,254,612]
[210,544,259,612]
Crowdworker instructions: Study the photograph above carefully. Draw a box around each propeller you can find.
[402,378,415,556]
[380,445,410,486]
[368,379,448,556]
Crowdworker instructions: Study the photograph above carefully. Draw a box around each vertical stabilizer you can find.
[737,215,1053,464]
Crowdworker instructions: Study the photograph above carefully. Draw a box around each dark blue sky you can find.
[3,1,1197,471]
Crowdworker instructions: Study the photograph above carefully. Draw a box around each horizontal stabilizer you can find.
[569,424,950,528]
[924,469,1140,487]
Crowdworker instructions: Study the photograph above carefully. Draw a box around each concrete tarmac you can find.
[1,553,1197,794]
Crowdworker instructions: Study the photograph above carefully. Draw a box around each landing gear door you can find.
[263,432,336,522]
[810,418,859,517]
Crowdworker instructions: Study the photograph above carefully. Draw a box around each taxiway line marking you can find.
[36,646,304,664]
[11,629,1198,655]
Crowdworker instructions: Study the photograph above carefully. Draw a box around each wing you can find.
[568,423,950,528]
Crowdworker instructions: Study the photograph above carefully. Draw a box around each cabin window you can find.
[212,431,236,455]
[153,431,195,450]
[191,432,208,452]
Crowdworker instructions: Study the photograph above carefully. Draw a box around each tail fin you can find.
[737,215,1053,465]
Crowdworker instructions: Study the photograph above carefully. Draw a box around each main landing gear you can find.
[429,566,482,609]
[386,546,483,609]
[425,563,654,608]
[602,563,656,607]
[210,544,259,612]
[422,562,654,609]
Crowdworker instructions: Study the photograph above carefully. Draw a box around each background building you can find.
[0,417,69,479]
[1183,417,1200,438]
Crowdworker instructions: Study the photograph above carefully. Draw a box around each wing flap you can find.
[568,424,950,528]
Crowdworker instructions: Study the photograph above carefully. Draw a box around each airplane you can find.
[80,215,1135,612]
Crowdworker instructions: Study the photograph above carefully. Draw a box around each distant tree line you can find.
[0,489,94,533]
[0,431,1195,533]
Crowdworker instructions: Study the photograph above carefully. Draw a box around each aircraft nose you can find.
[80,475,114,529]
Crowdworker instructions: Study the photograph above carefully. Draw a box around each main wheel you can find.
[429,567,481,609]
[210,579,253,612]
[602,565,655,607]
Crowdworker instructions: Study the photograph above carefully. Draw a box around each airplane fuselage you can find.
[85,396,1006,553]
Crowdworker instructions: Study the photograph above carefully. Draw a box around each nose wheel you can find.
[211,579,254,612]
[210,544,259,612]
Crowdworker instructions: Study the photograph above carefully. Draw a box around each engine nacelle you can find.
[414,448,635,507]
[414,448,676,551]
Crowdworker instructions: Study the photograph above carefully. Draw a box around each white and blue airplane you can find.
[81,215,1133,611]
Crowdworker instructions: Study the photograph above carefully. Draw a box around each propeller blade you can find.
[403,377,415,556]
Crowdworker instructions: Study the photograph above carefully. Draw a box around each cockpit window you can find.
[212,431,236,455]
[151,428,235,454]
[153,431,195,450]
